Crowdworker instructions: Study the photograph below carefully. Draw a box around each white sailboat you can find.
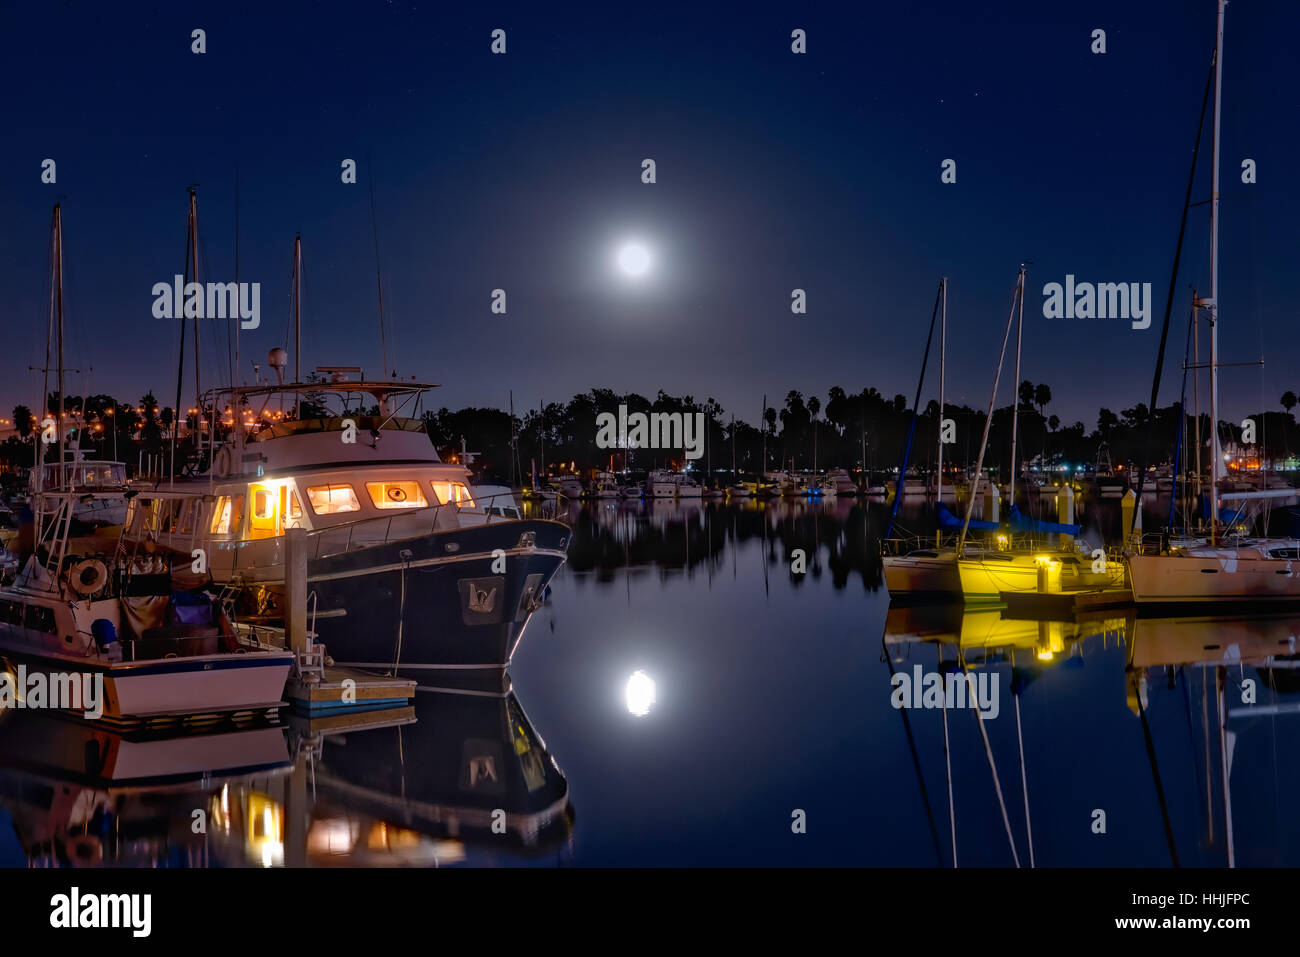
[1128,0,1300,606]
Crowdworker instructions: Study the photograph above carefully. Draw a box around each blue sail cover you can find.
[1199,494,1245,527]
[1008,505,1080,536]
[936,501,999,531]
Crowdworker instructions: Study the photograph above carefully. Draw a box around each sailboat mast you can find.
[189,188,201,417]
[54,204,65,491]
[1008,266,1025,509]
[293,234,302,420]
[959,272,1022,552]
[1207,0,1225,544]
[937,277,946,504]
[1193,298,1201,507]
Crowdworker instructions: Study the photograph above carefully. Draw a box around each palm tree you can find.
[1282,391,1296,415]
[1018,380,1035,411]
[12,405,34,441]
[1034,383,1052,418]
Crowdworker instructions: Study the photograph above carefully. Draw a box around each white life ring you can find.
[70,559,108,596]
[214,446,235,477]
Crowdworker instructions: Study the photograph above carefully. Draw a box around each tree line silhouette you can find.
[4,384,1299,485]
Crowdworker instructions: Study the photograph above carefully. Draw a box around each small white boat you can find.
[31,451,128,526]
[0,492,292,723]
[467,484,523,520]
[827,468,859,496]
[591,472,623,499]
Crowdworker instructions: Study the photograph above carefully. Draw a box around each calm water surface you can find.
[2,495,1297,866]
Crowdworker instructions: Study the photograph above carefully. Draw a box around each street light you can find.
[105,407,117,462]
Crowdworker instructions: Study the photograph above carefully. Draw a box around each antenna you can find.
[367,155,390,378]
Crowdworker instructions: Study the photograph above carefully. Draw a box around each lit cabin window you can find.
[210,494,245,534]
[365,481,428,510]
[244,481,307,538]
[286,489,305,528]
[161,499,184,533]
[306,484,360,515]
[178,500,195,534]
[430,481,476,507]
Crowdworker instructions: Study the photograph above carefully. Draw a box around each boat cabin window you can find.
[160,498,185,533]
[23,604,55,632]
[430,481,476,508]
[365,480,429,510]
[178,500,196,534]
[210,494,245,535]
[134,498,161,534]
[0,600,21,625]
[306,484,360,515]
[248,481,307,538]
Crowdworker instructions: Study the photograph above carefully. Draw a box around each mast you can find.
[1193,293,1201,509]
[1008,266,1025,510]
[189,188,201,420]
[937,277,947,504]
[706,412,712,485]
[509,390,518,489]
[293,234,302,420]
[54,204,66,491]
[1206,0,1225,545]
[959,272,1022,552]
[731,413,736,477]
[368,164,389,378]
[761,394,767,478]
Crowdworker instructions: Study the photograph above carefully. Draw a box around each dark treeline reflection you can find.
[558,499,890,591]
[551,492,1158,591]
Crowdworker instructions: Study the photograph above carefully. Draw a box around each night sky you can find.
[1,0,1295,430]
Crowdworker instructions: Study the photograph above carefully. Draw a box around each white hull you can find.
[0,636,292,720]
[1129,550,1300,604]
[883,552,961,596]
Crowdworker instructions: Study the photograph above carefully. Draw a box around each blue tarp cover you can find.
[1009,505,1081,536]
[936,502,999,531]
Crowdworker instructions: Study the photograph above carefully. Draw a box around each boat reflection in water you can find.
[0,687,571,867]
[883,603,1300,867]
[291,688,573,865]
[0,711,292,867]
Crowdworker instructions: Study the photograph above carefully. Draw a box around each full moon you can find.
[625,670,656,716]
[617,242,651,277]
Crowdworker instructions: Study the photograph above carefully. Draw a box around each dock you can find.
[285,665,416,714]
[1000,586,1135,618]
[280,527,416,715]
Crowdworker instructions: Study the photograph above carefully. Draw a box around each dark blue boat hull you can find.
[305,519,569,675]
